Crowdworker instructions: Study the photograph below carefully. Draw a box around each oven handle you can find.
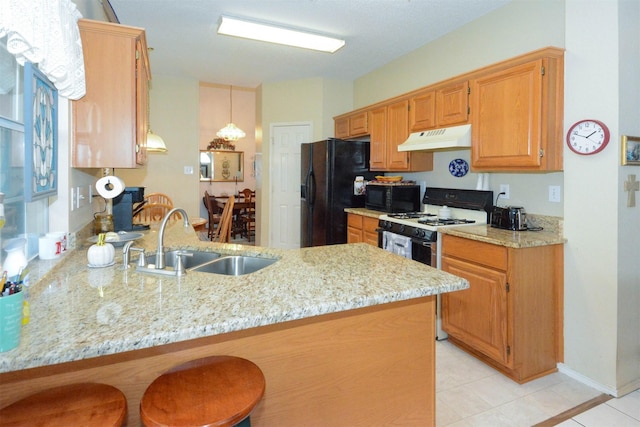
[376,228,433,246]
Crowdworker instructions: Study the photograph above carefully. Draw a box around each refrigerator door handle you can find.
[309,170,316,206]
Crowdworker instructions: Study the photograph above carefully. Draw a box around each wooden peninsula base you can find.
[0,297,436,426]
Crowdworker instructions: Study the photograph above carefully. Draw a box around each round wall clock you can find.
[566,119,610,155]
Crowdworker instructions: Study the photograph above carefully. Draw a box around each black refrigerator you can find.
[301,138,375,247]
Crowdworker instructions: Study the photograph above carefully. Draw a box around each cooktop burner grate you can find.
[418,218,476,226]
[387,212,435,219]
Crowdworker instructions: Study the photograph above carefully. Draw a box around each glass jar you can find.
[93,214,114,235]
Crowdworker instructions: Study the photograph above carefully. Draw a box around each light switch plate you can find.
[184,166,194,175]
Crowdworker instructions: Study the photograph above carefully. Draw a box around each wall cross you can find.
[624,174,639,207]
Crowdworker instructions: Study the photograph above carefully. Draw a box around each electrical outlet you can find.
[549,185,561,202]
[184,166,194,175]
[499,184,510,199]
[67,232,77,250]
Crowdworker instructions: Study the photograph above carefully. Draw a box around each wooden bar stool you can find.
[0,383,127,427]
[140,355,266,427]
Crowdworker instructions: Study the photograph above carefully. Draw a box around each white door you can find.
[269,122,311,248]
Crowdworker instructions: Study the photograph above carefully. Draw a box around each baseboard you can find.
[557,363,638,397]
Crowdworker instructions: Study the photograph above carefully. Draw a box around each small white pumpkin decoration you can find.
[87,233,115,267]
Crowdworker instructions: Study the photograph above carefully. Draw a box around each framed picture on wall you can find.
[24,62,58,201]
[621,135,640,166]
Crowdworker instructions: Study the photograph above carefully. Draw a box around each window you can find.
[1,41,48,261]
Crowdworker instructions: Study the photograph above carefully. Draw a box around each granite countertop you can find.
[0,221,468,373]
[439,224,566,248]
[344,207,384,219]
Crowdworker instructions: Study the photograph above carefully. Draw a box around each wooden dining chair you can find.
[203,191,222,240]
[210,196,235,243]
[134,203,181,223]
[144,192,174,207]
[238,189,256,242]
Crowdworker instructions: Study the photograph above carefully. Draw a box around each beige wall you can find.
[352,0,565,217]
[256,78,353,244]
[117,76,200,219]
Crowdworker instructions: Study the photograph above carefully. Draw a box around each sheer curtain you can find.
[0,0,86,100]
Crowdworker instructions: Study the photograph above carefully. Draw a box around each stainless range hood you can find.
[397,124,471,152]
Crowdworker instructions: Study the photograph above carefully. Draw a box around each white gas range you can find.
[376,187,494,339]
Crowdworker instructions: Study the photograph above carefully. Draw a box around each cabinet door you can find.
[471,60,544,169]
[442,255,511,367]
[436,81,468,126]
[335,116,349,139]
[346,214,363,243]
[386,100,410,171]
[369,106,387,170]
[362,216,380,247]
[73,20,148,168]
[349,111,368,136]
[409,90,436,132]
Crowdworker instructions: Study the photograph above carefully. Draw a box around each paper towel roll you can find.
[95,175,125,199]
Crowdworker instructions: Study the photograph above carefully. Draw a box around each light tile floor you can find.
[436,340,640,426]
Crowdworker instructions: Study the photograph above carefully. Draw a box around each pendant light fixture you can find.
[217,85,246,142]
[146,128,168,153]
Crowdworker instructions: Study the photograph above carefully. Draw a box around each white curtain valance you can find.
[0,0,86,100]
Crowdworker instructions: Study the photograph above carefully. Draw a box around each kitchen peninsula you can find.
[0,222,468,426]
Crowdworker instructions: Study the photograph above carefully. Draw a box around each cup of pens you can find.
[0,281,23,352]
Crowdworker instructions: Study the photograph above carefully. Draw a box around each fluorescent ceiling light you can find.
[218,16,345,53]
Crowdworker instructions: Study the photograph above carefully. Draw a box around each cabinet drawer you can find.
[362,216,379,233]
[442,234,507,270]
[347,214,363,228]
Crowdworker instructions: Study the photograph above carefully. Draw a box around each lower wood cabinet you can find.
[347,214,379,246]
[441,234,562,383]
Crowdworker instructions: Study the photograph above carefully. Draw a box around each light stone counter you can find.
[0,221,468,373]
[343,207,384,219]
[439,224,565,248]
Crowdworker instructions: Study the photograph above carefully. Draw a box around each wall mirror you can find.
[200,150,244,182]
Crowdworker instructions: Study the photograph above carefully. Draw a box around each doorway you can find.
[269,122,311,249]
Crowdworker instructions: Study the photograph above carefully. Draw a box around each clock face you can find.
[566,119,610,155]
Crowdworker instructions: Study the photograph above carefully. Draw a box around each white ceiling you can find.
[107,0,512,88]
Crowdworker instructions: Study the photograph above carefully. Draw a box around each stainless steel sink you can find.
[132,250,276,276]
[139,250,222,269]
[192,255,277,276]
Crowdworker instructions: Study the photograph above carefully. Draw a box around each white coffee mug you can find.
[39,236,61,260]
[46,232,67,252]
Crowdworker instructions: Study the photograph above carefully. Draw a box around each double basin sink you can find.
[134,250,277,276]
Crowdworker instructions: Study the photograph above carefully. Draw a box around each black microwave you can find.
[365,184,421,213]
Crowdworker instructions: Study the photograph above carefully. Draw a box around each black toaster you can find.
[491,206,527,231]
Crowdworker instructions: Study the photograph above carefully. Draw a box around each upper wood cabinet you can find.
[335,47,564,173]
[409,81,469,132]
[369,100,433,172]
[470,48,564,171]
[368,106,387,170]
[72,19,150,168]
[334,111,368,139]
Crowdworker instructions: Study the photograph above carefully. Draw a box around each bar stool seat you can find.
[140,355,266,427]
[0,383,127,427]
